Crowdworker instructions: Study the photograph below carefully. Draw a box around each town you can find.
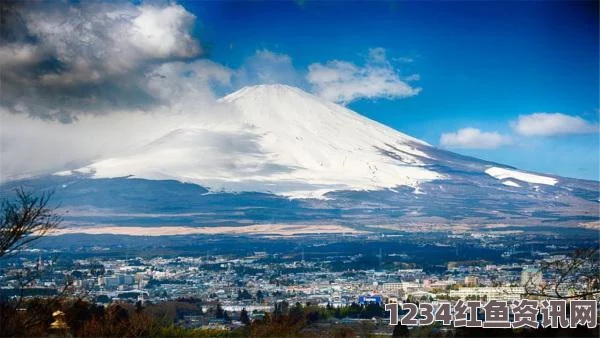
[1,229,597,336]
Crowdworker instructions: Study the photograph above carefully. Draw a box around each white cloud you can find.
[144,60,233,107]
[129,5,200,59]
[307,48,421,104]
[254,50,292,64]
[234,50,302,87]
[367,47,388,63]
[440,128,512,149]
[512,113,599,136]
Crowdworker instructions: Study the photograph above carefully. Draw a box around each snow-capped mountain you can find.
[55,84,563,198]
[4,85,598,228]
[58,85,443,198]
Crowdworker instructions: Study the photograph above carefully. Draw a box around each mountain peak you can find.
[220,84,323,106]
[237,83,300,92]
[222,84,430,146]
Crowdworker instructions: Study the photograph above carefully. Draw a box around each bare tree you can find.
[0,188,68,336]
[0,188,61,258]
[524,248,599,300]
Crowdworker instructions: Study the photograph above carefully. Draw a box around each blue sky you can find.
[188,0,599,180]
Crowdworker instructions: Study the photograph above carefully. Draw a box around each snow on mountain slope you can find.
[61,85,443,198]
[501,180,522,188]
[485,167,558,186]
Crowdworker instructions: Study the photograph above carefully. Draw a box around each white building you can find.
[449,287,525,301]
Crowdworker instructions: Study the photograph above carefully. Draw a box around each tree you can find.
[524,248,599,300]
[392,323,410,337]
[0,188,60,258]
[360,303,384,319]
[0,188,63,335]
[256,290,264,302]
[289,302,304,323]
[215,303,225,319]
[273,301,289,318]
[240,308,250,325]
[223,310,230,322]
[238,288,252,300]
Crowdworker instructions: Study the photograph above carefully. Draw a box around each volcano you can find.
[3,85,598,229]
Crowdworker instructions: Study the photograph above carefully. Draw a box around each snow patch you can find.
[413,186,426,194]
[485,167,557,186]
[502,180,521,188]
[54,170,72,176]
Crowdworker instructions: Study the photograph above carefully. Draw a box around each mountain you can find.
[56,85,442,199]
[2,85,598,231]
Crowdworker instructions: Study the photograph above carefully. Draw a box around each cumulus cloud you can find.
[512,113,599,136]
[0,1,202,121]
[145,60,233,108]
[234,50,303,87]
[307,47,421,104]
[440,128,513,149]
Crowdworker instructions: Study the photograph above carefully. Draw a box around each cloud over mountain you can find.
[234,50,303,88]
[307,48,421,104]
